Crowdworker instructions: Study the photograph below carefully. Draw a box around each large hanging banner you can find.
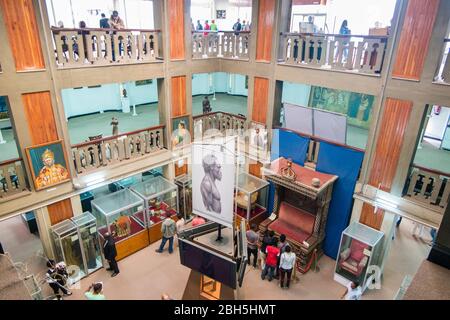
[192,137,236,228]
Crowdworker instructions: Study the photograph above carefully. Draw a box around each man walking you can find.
[103,233,119,277]
[233,18,242,35]
[156,217,177,254]
[202,96,211,113]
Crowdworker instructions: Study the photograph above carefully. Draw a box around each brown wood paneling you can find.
[256,0,276,62]
[0,0,45,71]
[48,199,73,226]
[116,231,150,261]
[175,162,188,177]
[360,98,413,229]
[252,77,269,123]
[22,91,58,145]
[392,0,440,80]
[168,0,185,60]
[171,76,187,117]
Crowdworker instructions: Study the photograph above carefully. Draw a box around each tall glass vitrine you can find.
[71,212,103,274]
[130,176,178,243]
[334,222,384,292]
[50,220,85,284]
[91,188,148,260]
[174,174,192,222]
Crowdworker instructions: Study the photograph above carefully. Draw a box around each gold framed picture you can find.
[25,140,71,191]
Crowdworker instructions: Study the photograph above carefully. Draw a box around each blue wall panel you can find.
[271,129,309,166]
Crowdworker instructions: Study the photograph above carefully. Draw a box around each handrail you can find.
[411,164,450,177]
[275,126,365,153]
[192,111,247,121]
[280,32,389,40]
[0,158,22,166]
[192,30,251,34]
[51,27,161,33]
[71,124,165,148]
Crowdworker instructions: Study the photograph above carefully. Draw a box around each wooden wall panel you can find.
[168,0,185,60]
[175,162,188,177]
[360,98,413,229]
[22,91,58,145]
[171,76,187,117]
[252,77,269,123]
[0,0,45,71]
[48,199,74,226]
[256,0,276,62]
[392,0,440,80]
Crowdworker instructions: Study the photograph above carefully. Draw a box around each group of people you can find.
[246,226,297,289]
[193,18,250,35]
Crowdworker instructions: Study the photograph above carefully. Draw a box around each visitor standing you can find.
[279,246,296,289]
[260,230,275,270]
[246,224,259,268]
[233,18,242,35]
[275,234,290,278]
[103,233,120,277]
[45,260,72,300]
[156,217,177,254]
[204,20,210,36]
[176,213,186,234]
[202,96,211,113]
[109,11,125,29]
[99,13,110,28]
[338,20,351,61]
[192,214,206,227]
[261,238,279,282]
[110,117,119,136]
[210,20,218,31]
[85,282,106,300]
[341,281,362,300]
[196,20,203,31]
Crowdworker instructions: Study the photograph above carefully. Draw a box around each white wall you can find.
[191,0,251,31]
[62,80,158,119]
[425,106,450,140]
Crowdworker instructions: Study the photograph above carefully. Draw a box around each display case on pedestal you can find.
[334,222,384,292]
[174,174,193,222]
[91,189,148,260]
[234,172,270,229]
[130,176,179,244]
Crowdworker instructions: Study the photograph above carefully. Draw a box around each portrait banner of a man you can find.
[192,137,236,228]
[26,140,71,191]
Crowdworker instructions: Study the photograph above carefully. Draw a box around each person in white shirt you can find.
[279,246,296,289]
[175,213,185,234]
[341,281,363,300]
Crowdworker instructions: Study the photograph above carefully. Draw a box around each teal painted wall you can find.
[62,80,158,119]
[192,72,248,96]
[281,82,311,106]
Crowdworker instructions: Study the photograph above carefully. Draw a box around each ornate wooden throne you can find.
[259,157,338,273]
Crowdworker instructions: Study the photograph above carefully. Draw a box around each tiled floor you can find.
[64,218,431,300]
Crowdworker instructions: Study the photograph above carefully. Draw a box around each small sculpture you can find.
[281,158,296,181]
[312,178,321,188]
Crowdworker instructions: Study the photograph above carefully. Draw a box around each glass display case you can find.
[334,222,385,291]
[174,174,192,222]
[91,189,147,255]
[131,176,178,226]
[50,219,85,284]
[234,173,270,223]
[71,212,103,274]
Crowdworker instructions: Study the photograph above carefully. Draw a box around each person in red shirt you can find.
[203,20,210,36]
[261,238,280,281]
[191,215,206,227]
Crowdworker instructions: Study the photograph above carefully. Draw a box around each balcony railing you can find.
[192,31,250,60]
[404,164,450,212]
[0,158,28,199]
[193,112,247,138]
[434,39,450,85]
[71,125,165,174]
[51,27,161,68]
[280,33,388,76]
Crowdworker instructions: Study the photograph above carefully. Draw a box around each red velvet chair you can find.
[338,239,369,277]
[268,201,316,244]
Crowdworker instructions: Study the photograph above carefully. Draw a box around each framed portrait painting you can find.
[25,140,71,191]
[171,115,191,149]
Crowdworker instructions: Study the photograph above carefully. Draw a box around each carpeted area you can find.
[0,254,32,300]
[403,260,450,300]
[235,205,266,219]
